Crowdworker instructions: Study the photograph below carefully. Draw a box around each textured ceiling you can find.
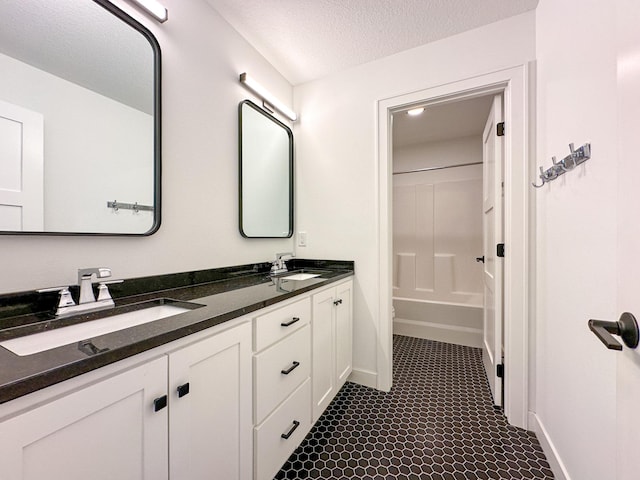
[0,0,153,113]
[205,0,538,85]
[393,95,494,147]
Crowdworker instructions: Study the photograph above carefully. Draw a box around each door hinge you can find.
[497,122,505,137]
[496,364,504,378]
[497,243,505,258]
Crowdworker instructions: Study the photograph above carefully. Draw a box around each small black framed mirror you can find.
[239,100,293,238]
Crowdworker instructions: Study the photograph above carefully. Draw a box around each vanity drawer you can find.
[254,378,311,480]
[254,297,310,352]
[254,324,310,424]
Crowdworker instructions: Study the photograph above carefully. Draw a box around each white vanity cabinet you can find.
[0,357,169,480]
[168,322,252,480]
[312,279,353,422]
[0,321,252,480]
[0,274,354,480]
[252,297,312,480]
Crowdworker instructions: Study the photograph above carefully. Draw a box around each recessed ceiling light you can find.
[407,107,425,116]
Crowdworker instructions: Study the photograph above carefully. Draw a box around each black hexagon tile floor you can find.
[275,335,554,480]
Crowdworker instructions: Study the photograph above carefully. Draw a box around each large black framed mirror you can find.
[0,0,161,235]
[239,100,293,238]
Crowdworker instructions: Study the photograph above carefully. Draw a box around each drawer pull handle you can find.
[333,299,343,306]
[153,395,168,412]
[281,317,300,327]
[281,420,300,439]
[177,382,190,398]
[281,361,300,375]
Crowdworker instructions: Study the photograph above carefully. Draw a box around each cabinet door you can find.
[0,357,168,480]
[312,288,336,423]
[168,322,252,480]
[335,281,353,388]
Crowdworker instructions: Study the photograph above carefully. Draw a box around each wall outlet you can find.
[298,231,307,247]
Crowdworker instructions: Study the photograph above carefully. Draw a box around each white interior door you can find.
[482,94,504,407]
[0,99,44,231]
[616,1,640,477]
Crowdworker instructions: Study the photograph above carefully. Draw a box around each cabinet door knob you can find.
[281,420,300,439]
[281,361,300,375]
[281,317,300,327]
[153,395,168,412]
[177,382,190,398]
[333,299,343,306]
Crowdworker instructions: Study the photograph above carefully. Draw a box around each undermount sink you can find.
[0,300,203,356]
[282,273,322,281]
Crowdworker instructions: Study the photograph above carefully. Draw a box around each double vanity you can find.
[0,259,354,480]
[0,2,339,478]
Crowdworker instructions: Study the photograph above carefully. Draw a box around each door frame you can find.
[376,65,531,429]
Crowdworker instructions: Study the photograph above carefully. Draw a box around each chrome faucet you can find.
[78,268,112,304]
[38,267,122,317]
[271,252,294,275]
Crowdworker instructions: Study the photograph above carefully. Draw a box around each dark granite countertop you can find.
[0,259,354,404]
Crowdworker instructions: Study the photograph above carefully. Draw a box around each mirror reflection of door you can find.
[0,100,44,231]
[239,100,293,238]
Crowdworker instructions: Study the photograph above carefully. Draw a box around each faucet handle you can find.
[97,280,122,302]
[37,286,76,308]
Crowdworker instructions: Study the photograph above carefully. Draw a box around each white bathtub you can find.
[392,296,483,348]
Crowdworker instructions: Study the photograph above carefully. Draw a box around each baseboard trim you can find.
[348,368,378,390]
[393,318,483,348]
[529,412,570,480]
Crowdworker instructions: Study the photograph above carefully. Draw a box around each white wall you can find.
[393,135,482,172]
[393,136,483,305]
[0,0,295,293]
[535,1,618,478]
[294,13,535,385]
[0,53,154,233]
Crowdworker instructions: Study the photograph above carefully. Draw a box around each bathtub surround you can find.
[392,134,484,347]
[393,298,482,348]
[392,152,483,304]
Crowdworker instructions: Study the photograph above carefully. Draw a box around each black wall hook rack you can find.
[532,143,591,188]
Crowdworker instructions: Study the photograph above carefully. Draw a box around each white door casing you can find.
[616,1,640,477]
[377,65,530,428]
[0,99,44,231]
[482,95,504,407]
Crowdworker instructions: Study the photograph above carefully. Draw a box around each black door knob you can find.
[588,312,639,350]
[476,256,485,263]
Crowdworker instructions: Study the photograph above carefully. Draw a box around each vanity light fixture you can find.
[127,0,168,23]
[407,107,425,116]
[239,73,297,121]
